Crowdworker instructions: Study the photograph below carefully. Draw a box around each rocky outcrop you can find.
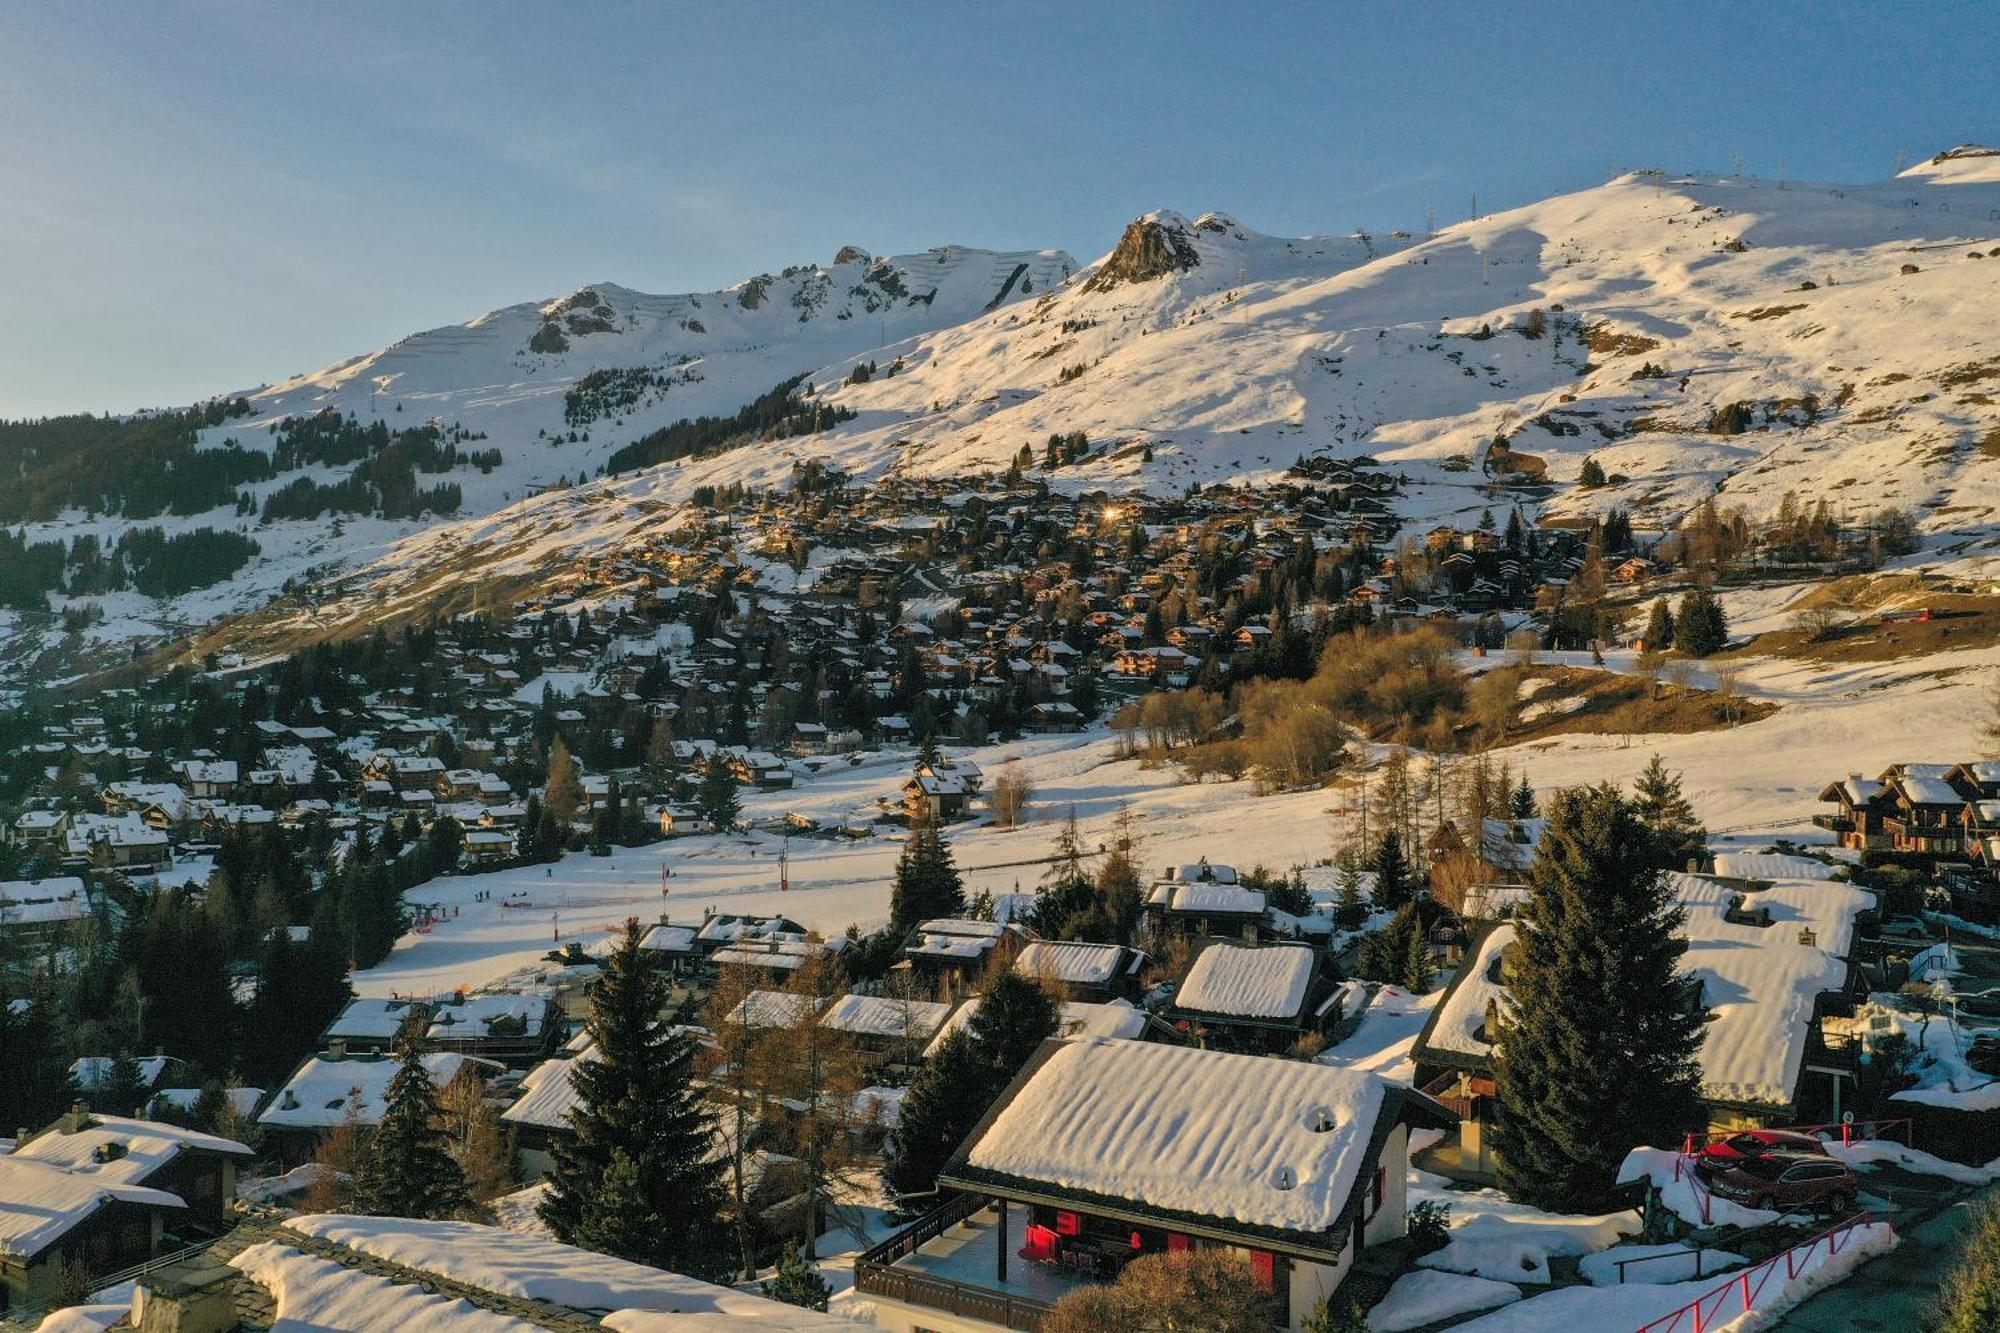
[1082,213,1203,292]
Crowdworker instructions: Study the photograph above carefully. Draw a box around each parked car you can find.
[1705,1151,1858,1214]
[1956,988,2000,1020]
[1695,1129,1828,1180]
[1879,915,1931,941]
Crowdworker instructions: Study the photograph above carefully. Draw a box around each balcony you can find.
[853,1196,1075,1331]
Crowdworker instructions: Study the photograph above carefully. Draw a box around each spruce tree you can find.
[1643,599,1675,650]
[101,1051,148,1116]
[1632,755,1708,873]
[966,969,1060,1085]
[1370,830,1411,911]
[1510,779,1538,820]
[889,814,965,931]
[350,1043,471,1219]
[1493,785,1706,1213]
[1401,914,1432,993]
[696,755,741,831]
[540,919,729,1278]
[886,1030,990,1197]
[763,1242,833,1311]
[1674,588,1728,657]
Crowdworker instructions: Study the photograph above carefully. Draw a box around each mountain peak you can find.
[1083,211,1208,291]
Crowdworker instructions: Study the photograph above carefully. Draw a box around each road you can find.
[1770,1175,1996,1331]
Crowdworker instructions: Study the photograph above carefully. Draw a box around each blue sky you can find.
[2,1,1994,418]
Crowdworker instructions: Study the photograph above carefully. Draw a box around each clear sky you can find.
[3,0,1994,418]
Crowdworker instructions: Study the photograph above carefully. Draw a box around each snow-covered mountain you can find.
[15,145,2000,670]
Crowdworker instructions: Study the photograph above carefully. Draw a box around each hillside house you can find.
[1815,774,1894,851]
[1144,862,1271,943]
[1412,870,1873,1181]
[0,1110,252,1312]
[1165,943,1340,1053]
[318,997,430,1056]
[901,918,1029,990]
[422,991,560,1065]
[856,1039,1455,1333]
[0,877,91,948]
[1013,940,1150,1004]
[258,1052,502,1161]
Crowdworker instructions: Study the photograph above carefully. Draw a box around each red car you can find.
[1695,1129,1827,1180]
[1705,1152,1859,1215]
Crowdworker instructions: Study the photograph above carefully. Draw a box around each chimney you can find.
[133,1258,238,1333]
[60,1101,91,1135]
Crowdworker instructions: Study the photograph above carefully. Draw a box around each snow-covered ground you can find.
[361,625,1994,1000]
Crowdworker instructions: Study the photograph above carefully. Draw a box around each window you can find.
[1249,1250,1275,1291]
[1362,1165,1386,1221]
[1167,1233,1190,1254]
[1055,1210,1081,1237]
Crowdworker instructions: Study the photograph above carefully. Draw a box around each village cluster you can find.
[2,467,1998,1333]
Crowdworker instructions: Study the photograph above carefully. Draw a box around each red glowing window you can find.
[1055,1210,1081,1237]
[1023,1224,1058,1262]
[1130,1230,1144,1250]
[1167,1232,1190,1253]
[1250,1250,1275,1291]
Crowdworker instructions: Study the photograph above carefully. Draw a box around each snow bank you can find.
[1579,1242,1746,1287]
[1829,1139,1998,1184]
[1419,1237,1554,1284]
[1618,1148,1780,1229]
[1368,1269,1522,1331]
[1453,1221,1893,1332]
[231,1240,530,1332]
[1410,1167,1638,1256]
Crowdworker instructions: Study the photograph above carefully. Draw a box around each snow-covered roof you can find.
[1896,774,1963,806]
[723,990,823,1029]
[1710,852,1838,882]
[1427,873,1873,1108]
[1014,940,1132,986]
[0,878,87,926]
[955,1038,1399,1241]
[426,993,547,1041]
[0,1157,185,1259]
[501,1048,596,1130]
[323,997,422,1041]
[70,1055,172,1091]
[639,923,699,954]
[818,993,953,1042]
[276,1215,858,1329]
[1159,881,1267,914]
[924,997,1150,1059]
[1174,944,1316,1019]
[260,1053,499,1129]
[11,1116,252,1194]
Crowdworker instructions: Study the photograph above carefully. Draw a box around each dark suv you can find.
[1706,1151,1858,1214]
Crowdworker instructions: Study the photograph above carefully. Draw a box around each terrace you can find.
[853,1195,1078,1331]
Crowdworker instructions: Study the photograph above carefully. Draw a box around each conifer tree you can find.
[1510,779,1538,820]
[544,736,586,823]
[350,1043,471,1219]
[888,970,1059,1200]
[0,987,77,1131]
[101,1051,148,1116]
[1493,785,1706,1213]
[763,1242,833,1311]
[1631,755,1708,873]
[1370,830,1411,911]
[1674,588,1729,657]
[1643,598,1675,650]
[886,1029,990,1198]
[696,755,741,831]
[889,813,965,931]
[541,919,729,1277]
[1401,914,1432,993]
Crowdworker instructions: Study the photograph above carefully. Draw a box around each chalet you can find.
[1165,943,1339,1052]
[730,750,795,789]
[1144,862,1271,943]
[318,997,430,1056]
[1815,773,1894,851]
[8,809,70,848]
[708,935,844,983]
[422,991,561,1065]
[1878,763,1966,854]
[904,764,972,816]
[817,993,956,1072]
[658,805,714,837]
[856,1039,1455,1333]
[901,918,1029,989]
[1412,871,1873,1181]
[638,922,703,973]
[501,1036,596,1180]
[460,828,515,868]
[1014,940,1149,1004]
[176,760,238,800]
[70,1056,181,1101]
[10,1110,253,1230]
[258,1052,502,1161]
[0,877,91,947]
[694,912,811,958]
[0,1156,178,1313]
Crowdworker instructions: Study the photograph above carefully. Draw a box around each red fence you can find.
[1633,1212,1879,1333]
[1680,1118,1914,1155]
